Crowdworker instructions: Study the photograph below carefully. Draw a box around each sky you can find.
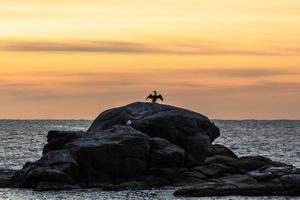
[0,0,300,119]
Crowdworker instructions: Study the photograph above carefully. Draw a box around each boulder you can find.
[12,125,151,189]
[203,155,237,165]
[279,174,300,188]
[29,168,74,184]
[11,150,78,188]
[223,156,275,171]
[195,163,238,178]
[173,170,207,186]
[149,137,185,168]
[8,102,300,196]
[174,174,299,197]
[279,175,300,195]
[217,174,258,186]
[211,144,238,159]
[145,168,182,183]
[43,131,85,154]
[88,102,220,161]
[65,125,150,186]
[12,166,75,189]
[38,150,77,167]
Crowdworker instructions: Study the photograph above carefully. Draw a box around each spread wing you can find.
[157,95,163,101]
[146,94,153,100]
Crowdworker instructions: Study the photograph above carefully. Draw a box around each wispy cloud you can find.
[1,40,299,56]
[176,68,296,77]
[196,81,300,94]
[1,68,299,97]
[0,41,154,53]
[0,67,297,87]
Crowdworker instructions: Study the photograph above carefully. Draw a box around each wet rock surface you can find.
[4,102,300,196]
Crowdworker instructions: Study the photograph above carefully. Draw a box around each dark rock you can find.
[279,174,300,189]
[145,168,182,182]
[30,168,74,183]
[13,125,151,188]
[248,165,298,181]
[10,102,300,196]
[279,175,300,196]
[47,130,85,143]
[217,174,258,186]
[223,156,274,171]
[35,181,79,191]
[203,155,237,165]
[149,137,185,168]
[173,170,207,186]
[262,178,285,192]
[13,166,75,189]
[211,144,238,159]
[101,181,144,191]
[23,162,33,169]
[38,150,77,167]
[88,102,220,161]
[174,173,300,197]
[174,174,292,197]
[102,172,173,190]
[266,166,298,176]
[195,163,238,178]
[240,155,272,163]
[175,184,289,197]
[0,169,15,187]
[11,165,35,188]
[65,125,150,186]
[104,168,179,189]
[43,131,85,154]
[184,153,203,167]
[133,175,171,187]
[247,170,273,181]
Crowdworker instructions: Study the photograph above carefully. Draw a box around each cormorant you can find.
[146,91,164,103]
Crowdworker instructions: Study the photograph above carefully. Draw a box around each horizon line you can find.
[0,118,299,121]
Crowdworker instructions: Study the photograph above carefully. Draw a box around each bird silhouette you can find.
[146,91,164,103]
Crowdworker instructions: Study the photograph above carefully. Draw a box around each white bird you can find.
[126,120,132,126]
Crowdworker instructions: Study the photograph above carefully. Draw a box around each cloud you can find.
[211,68,289,77]
[0,41,155,53]
[1,68,299,95]
[176,68,296,77]
[242,81,300,92]
[0,68,297,95]
[1,40,298,56]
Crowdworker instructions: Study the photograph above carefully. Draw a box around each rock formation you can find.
[6,102,300,196]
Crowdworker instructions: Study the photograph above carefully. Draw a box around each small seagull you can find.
[126,120,132,126]
[146,91,164,103]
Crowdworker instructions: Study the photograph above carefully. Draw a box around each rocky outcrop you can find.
[13,125,151,189]
[88,102,220,162]
[149,137,185,168]
[174,166,300,197]
[7,102,300,196]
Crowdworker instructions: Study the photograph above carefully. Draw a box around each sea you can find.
[0,120,299,200]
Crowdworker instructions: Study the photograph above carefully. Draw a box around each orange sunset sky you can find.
[1,0,300,119]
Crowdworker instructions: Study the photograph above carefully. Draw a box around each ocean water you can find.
[0,120,299,200]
